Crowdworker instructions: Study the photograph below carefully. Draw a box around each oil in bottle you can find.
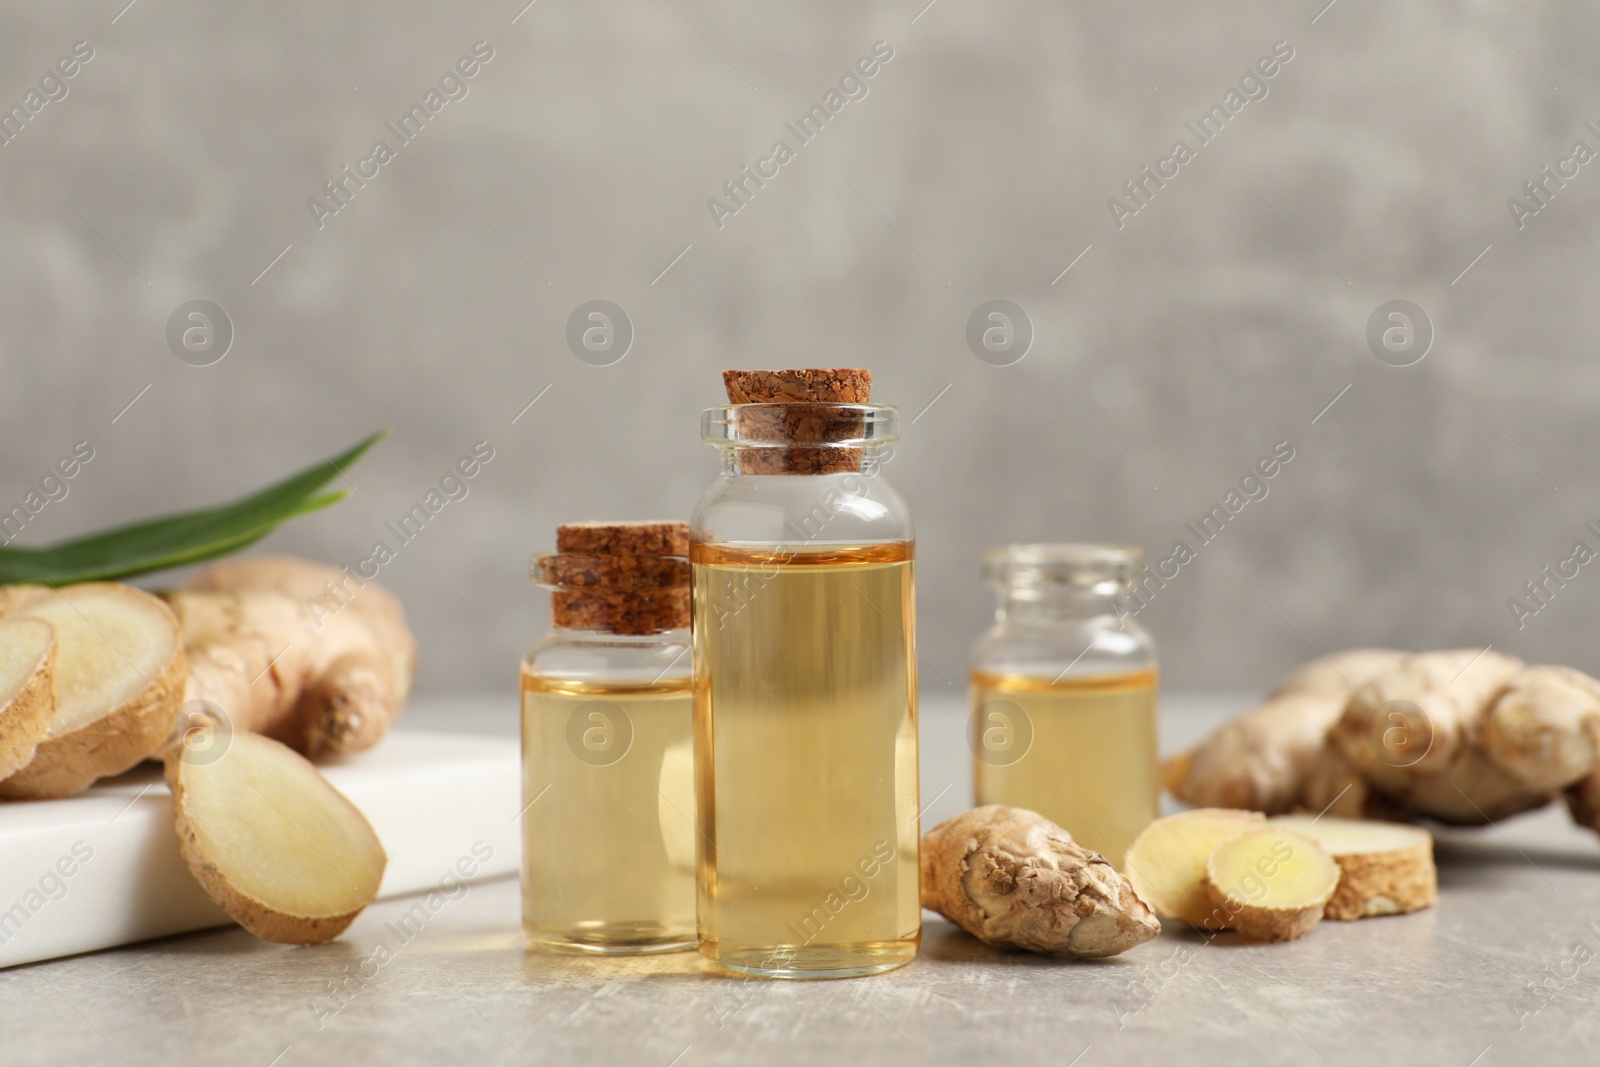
[693,541,921,978]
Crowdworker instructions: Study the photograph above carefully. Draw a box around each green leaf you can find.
[0,431,384,586]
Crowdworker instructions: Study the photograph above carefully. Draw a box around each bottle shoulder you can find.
[690,469,912,546]
[523,627,691,685]
[971,616,1157,680]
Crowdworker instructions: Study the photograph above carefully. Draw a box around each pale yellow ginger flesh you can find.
[1202,827,1339,941]
[0,584,185,799]
[1123,808,1263,926]
[0,618,57,780]
[166,730,386,943]
[921,805,1160,958]
[1269,815,1436,920]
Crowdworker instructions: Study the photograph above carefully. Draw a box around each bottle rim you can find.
[700,403,900,448]
[983,543,1144,593]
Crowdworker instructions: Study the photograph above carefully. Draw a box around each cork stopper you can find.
[556,521,690,557]
[534,521,690,635]
[722,368,872,475]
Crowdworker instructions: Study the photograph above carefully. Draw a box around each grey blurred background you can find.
[1,0,1596,700]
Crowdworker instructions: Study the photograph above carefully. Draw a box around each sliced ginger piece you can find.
[0,584,185,799]
[1269,815,1436,920]
[167,729,386,943]
[0,618,57,780]
[1202,827,1339,941]
[1123,808,1264,925]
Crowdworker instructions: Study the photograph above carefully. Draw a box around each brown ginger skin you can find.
[1163,650,1405,814]
[167,556,415,758]
[921,805,1160,958]
[1168,649,1600,841]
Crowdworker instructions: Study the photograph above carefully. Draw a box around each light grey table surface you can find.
[5,693,1598,1067]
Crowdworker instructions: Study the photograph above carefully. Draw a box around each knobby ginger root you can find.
[0,618,56,780]
[1482,666,1600,793]
[166,729,386,943]
[1123,808,1264,925]
[1162,650,1404,813]
[0,584,185,799]
[1269,815,1436,920]
[1202,827,1338,941]
[1167,649,1600,841]
[1333,650,1526,805]
[921,805,1160,958]
[167,556,415,757]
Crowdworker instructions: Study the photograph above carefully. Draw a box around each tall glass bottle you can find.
[970,544,1158,870]
[691,396,920,978]
[521,521,696,954]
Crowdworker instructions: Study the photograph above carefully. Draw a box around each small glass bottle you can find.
[521,521,696,954]
[969,544,1158,870]
[692,369,920,979]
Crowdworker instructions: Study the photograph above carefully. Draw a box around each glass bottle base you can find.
[700,938,919,979]
[524,923,697,956]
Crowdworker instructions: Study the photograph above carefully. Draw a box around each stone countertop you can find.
[5,693,1598,1067]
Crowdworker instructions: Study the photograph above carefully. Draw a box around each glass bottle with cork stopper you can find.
[969,544,1159,870]
[520,521,696,954]
[691,368,920,979]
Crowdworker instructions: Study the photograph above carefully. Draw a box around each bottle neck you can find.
[996,585,1126,625]
[717,443,894,478]
[541,623,690,645]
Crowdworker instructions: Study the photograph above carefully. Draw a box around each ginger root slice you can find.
[1202,827,1339,941]
[921,805,1160,958]
[0,584,185,799]
[1268,815,1436,920]
[1123,808,1263,925]
[166,729,386,944]
[0,618,57,780]
[167,556,415,758]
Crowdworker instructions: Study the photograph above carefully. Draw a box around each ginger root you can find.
[1123,807,1263,925]
[1167,649,1600,840]
[0,584,186,799]
[0,558,408,950]
[0,618,57,780]
[167,729,386,943]
[166,556,415,757]
[920,805,1160,958]
[1269,815,1436,920]
[1162,649,1404,813]
[1202,827,1339,942]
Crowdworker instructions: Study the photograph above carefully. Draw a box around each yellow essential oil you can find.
[970,667,1159,869]
[520,671,697,953]
[692,541,921,978]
